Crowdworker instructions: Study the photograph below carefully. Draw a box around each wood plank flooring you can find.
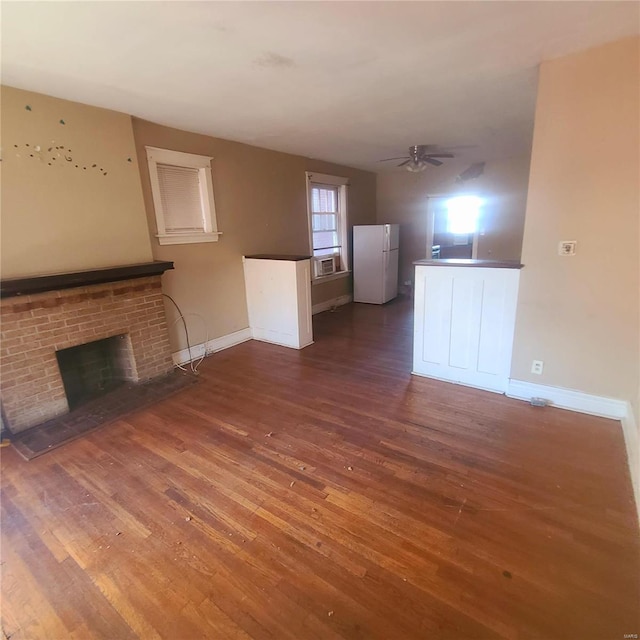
[1,298,638,639]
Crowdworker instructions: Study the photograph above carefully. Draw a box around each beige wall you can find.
[131,118,376,350]
[1,86,152,277]
[376,155,530,286]
[511,38,639,415]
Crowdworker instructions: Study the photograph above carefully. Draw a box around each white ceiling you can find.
[2,1,638,172]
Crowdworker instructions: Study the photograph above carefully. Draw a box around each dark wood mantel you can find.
[1,261,174,298]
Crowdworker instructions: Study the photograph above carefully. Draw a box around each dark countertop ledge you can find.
[244,254,311,261]
[1,261,174,298]
[414,259,524,269]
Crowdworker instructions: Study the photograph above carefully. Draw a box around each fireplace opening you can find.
[55,335,132,410]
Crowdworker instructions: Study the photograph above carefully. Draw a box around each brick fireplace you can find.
[0,262,175,433]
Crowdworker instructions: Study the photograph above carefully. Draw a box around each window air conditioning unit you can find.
[314,256,337,278]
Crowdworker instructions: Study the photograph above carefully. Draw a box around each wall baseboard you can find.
[250,327,313,350]
[312,294,352,316]
[172,327,252,365]
[621,403,639,526]
[506,379,627,419]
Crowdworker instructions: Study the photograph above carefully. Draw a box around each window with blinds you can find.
[145,147,220,245]
[157,164,205,232]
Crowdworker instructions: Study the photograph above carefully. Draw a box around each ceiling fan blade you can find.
[425,153,454,159]
[439,144,478,150]
[378,156,410,162]
[421,144,477,152]
[424,157,443,166]
[397,159,411,167]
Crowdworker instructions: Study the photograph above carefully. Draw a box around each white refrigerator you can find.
[353,224,400,304]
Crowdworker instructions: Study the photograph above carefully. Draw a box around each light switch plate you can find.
[558,241,577,256]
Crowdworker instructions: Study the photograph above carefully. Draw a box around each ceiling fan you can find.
[379,145,455,172]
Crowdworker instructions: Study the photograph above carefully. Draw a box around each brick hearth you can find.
[1,272,174,433]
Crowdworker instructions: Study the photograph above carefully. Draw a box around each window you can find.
[311,186,339,257]
[306,172,349,279]
[146,146,221,245]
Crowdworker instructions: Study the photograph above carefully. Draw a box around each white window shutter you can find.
[157,164,205,232]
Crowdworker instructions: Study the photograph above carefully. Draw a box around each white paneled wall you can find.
[413,265,520,393]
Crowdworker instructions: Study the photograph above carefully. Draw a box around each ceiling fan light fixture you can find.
[379,144,457,171]
[405,159,427,173]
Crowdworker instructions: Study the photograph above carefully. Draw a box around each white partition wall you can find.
[243,256,313,350]
[413,263,521,393]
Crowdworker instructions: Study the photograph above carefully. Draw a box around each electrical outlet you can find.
[531,360,544,375]
[558,241,576,256]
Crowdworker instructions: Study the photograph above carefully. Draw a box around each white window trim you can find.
[306,171,350,282]
[146,146,222,245]
[311,270,350,286]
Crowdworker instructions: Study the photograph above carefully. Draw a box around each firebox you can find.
[55,335,133,410]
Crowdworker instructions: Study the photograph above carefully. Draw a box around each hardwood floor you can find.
[1,298,638,639]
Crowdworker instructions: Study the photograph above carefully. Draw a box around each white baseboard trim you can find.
[506,379,627,419]
[312,294,352,316]
[250,327,313,350]
[412,370,504,394]
[172,327,252,365]
[621,403,639,526]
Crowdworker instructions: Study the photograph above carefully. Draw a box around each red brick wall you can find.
[0,276,174,433]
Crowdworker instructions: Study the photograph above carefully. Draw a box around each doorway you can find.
[426,195,480,260]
